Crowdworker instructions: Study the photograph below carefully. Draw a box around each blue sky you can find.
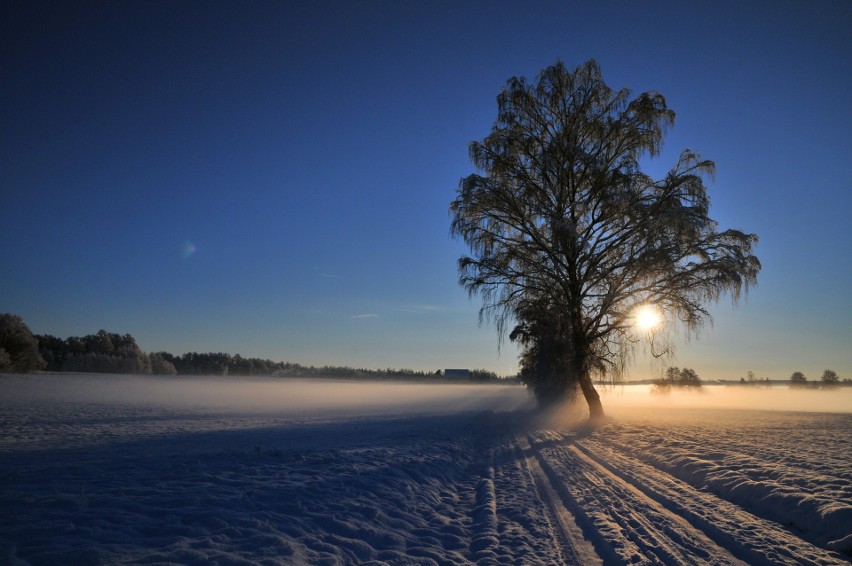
[2,1,850,379]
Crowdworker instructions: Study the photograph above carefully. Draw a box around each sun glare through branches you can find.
[634,305,663,331]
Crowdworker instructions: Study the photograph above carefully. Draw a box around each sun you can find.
[634,304,663,330]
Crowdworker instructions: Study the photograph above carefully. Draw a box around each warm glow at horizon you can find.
[635,304,663,330]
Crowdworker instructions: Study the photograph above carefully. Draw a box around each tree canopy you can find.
[0,313,46,373]
[651,367,703,393]
[821,369,839,386]
[790,371,808,386]
[450,60,760,417]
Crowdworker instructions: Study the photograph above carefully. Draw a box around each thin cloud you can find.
[318,273,342,279]
[350,314,379,319]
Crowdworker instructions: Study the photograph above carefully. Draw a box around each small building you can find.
[444,369,470,379]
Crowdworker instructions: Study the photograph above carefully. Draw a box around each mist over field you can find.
[0,373,534,416]
[598,382,852,414]
[3,373,848,417]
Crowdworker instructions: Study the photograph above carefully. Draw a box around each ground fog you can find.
[598,382,852,414]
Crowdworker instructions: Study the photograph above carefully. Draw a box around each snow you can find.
[1,374,850,565]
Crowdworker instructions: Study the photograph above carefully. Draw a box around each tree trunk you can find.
[577,370,605,420]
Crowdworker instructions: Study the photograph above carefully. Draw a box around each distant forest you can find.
[0,313,503,382]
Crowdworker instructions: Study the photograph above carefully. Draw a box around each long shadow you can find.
[2,405,614,565]
[0,409,516,564]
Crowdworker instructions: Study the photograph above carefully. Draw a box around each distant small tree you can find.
[652,366,702,392]
[821,369,839,387]
[665,366,681,383]
[790,371,807,387]
[679,368,701,387]
[0,314,46,373]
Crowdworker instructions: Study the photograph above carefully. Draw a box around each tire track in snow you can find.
[529,430,748,565]
[470,449,500,565]
[514,434,601,565]
[575,436,850,566]
[468,412,567,565]
[592,422,852,553]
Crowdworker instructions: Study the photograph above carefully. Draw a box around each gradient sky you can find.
[2,1,850,380]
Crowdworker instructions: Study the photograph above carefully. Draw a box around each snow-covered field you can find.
[1,374,850,565]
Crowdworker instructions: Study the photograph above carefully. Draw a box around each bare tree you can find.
[790,371,808,387]
[450,61,760,418]
[821,369,839,387]
[651,366,702,393]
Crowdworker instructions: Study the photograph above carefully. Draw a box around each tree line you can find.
[0,313,501,382]
[789,370,847,387]
[733,370,848,387]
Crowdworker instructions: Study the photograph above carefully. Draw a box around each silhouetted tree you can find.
[790,371,808,387]
[679,368,701,387]
[821,369,839,387]
[666,366,681,383]
[511,298,580,403]
[0,314,46,373]
[450,60,760,417]
[651,366,702,392]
